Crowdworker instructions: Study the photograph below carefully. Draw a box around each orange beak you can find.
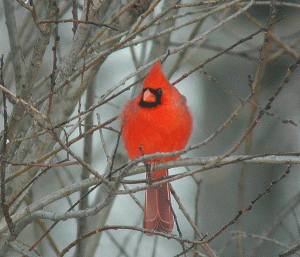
[143,89,156,103]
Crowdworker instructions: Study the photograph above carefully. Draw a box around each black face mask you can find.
[139,88,163,108]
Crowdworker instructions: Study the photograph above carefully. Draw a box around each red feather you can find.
[120,61,193,234]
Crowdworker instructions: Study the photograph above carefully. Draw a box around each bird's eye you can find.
[157,88,162,95]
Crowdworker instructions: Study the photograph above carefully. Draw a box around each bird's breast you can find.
[121,102,192,161]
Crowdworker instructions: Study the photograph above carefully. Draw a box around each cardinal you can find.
[120,61,193,234]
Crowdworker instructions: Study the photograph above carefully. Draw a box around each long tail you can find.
[143,169,174,234]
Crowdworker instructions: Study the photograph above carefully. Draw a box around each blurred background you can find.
[1,0,300,256]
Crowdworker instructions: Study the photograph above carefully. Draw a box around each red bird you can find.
[120,61,193,234]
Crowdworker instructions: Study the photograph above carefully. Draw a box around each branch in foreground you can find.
[0,154,297,236]
[58,225,209,257]
[0,177,100,233]
[123,153,300,178]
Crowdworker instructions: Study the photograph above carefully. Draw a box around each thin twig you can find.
[170,185,217,257]
[207,165,291,243]
[58,225,210,257]
[38,19,123,31]
[0,85,47,120]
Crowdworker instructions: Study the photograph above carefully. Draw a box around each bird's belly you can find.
[122,111,191,161]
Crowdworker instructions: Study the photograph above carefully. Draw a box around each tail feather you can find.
[143,169,174,234]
